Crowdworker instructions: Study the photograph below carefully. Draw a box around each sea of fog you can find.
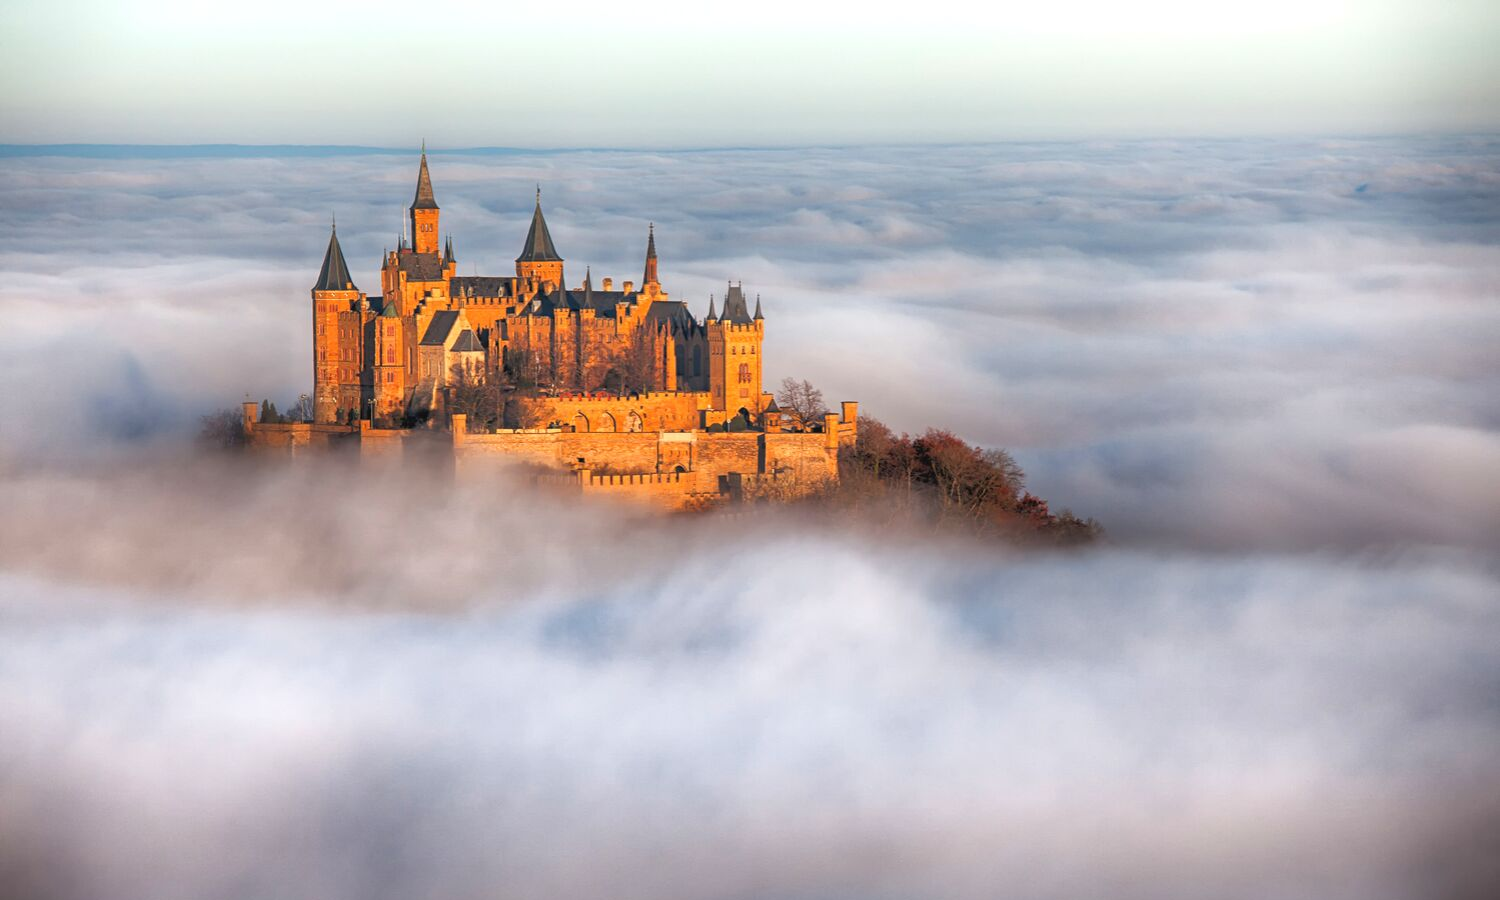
[1,138,1497,899]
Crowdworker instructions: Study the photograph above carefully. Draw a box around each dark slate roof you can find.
[753,295,763,319]
[646,300,694,332]
[420,310,461,345]
[450,275,512,298]
[584,289,632,315]
[449,329,483,353]
[313,226,357,292]
[398,251,445,281]
[442,235,455,265]
[381,299,400,317]
[412,151,438,210]
[764,398,780,413]
[721,283,754,324]
[517,195,562,262]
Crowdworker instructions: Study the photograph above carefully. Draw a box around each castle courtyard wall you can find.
[510,391,709,432]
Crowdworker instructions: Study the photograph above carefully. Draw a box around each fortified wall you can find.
[242,400,858,510]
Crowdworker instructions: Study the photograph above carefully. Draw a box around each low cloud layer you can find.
[1,139,1498,898]
[2,461,1498,900]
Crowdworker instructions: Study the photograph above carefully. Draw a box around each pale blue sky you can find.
[2,0,1497,146]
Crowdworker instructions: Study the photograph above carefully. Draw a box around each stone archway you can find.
[626,410,643,433]
[598,411,617,432]
[573,412,589,433]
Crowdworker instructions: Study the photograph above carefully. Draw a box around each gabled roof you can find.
[449,329,483,353]
[313,225,356,292]
[412,149,438,210]
[721,282,754,324]
[517,191,562,262]
[420,310,461,345]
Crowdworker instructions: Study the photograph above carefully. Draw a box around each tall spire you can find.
[642,222,659,286]
[706,294,717,322]
[517,188,562,262]
[313,222,356,292]
[412,143,438,210]
[443,234,455,265]
[753,294,763,320]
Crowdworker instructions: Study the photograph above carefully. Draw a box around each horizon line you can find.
[4,131,1498,160]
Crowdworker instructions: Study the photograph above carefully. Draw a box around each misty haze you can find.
[2,134,1498,900]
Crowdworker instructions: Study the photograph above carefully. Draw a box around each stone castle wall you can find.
[509,391,709,432]
[243,401,857,510]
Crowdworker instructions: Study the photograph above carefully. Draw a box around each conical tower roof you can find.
[642,222,659,285]
[313,222,356,292]
[411,144,438,210]
[517,188,562,262]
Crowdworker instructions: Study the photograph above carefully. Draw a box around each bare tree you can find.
[446,361,504,432]
[197,407,246,452]
[596,328,659,395]
[289,393,314,423]
[776,377,828,430]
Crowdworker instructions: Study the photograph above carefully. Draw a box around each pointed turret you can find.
[443,235,455,266]
[706,294,717,323]
[313,222,356,292]
[583,266,594,306]
[412,143,438,210]
[409,144,441,254]
[642,222,659,286]
[721,282,753,324]
[516,187,565,287]
[753,294,763,320]
[517,188,562,262]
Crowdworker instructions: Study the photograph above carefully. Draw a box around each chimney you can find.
[623,281,634,293]
[603,277,613,290]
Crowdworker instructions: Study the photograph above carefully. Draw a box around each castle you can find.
[244,149,858,508]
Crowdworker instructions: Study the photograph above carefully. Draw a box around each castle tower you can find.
[516,188,564,288]
[706,283,765,414]
[311,222,361,424]
[374,300,406,420]
[409,145,440,255]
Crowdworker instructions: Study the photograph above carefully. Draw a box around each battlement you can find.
[540,390,710,407]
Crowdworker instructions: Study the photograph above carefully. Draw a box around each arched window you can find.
[626,410,643,433]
